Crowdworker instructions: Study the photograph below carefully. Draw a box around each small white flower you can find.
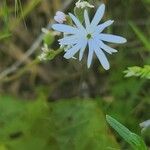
[41,44,49,52]
[140,120,150,132]
[38,53,47,61]
[54,11,66,24]
[76,0,94,9]
[38,44,49,61]
[52,4,127,69]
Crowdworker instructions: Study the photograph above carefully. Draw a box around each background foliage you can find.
[0,0,149,149]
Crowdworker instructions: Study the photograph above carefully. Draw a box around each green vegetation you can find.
[106,115,147,150]
[0,0,149,149]
[0,95,119,150]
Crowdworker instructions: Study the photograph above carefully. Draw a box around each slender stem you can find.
[0,48,64,83]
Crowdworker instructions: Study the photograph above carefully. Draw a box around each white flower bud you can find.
[38,44,50,61]
[76,0,94,9]
[54,11,66,24]
[140,120,150,132]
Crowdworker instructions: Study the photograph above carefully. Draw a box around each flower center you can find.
[86,33,92,39]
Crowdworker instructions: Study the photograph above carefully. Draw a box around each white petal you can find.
[94,42,110,70]
[52,24,78,34]
[99,40,117,54]
[99,33,127,44]
[69,13,85,30]
[87,40,94,68]
[54,16,63,23]
[59,35,78,45]
[84,10,90,30]
[64,43,81,59]
[79,40,87,61]
[56,11,65,16]
[96,20,114,33]
[91,4,105,27]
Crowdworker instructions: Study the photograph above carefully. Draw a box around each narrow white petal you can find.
[99,40,117,54]
[99,33,127,44]
[64,43,81,59]
[87,40,94,68]
[69,13,85,30]
[94,42,110,70]
[79,40,87,61]
[52,24,78,34]
[84,10,90,30]
[91,4,105,27]
[59,35,78,45]
[96,20,114,33]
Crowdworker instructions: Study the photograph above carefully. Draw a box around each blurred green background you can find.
[0,0,149,149]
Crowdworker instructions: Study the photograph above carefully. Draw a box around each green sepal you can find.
[74,7,84,23]
[43,32,54,46]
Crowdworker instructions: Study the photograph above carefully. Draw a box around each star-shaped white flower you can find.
[52,4,127,70]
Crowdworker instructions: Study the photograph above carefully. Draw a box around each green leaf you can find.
[0,95,119,150]
[106,115,147,150]
[43,32,54,46]
[74,7,84,23]
[124,65,150,79]
[129,22,150,51]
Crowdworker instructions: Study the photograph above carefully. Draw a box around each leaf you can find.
[74,7,84,23]
[129,22,150,51]
[0,95,119,150]
[43,32,54,46]
[124,65,150,79]
[48,100,119,150]
[106,115,147,150]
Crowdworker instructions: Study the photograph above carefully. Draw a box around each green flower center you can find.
[86,33,92,39]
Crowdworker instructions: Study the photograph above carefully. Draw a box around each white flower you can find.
[38,44,49,61]
[76,0,94,9]
[52,4,127,70]
[140,120,150,132]
[54,11,66,24]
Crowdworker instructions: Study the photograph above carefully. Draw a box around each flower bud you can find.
[54,11,66,24]
[75,0,94,9]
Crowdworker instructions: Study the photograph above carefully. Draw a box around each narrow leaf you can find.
[130,22,150,51]
[106,115,147,150]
